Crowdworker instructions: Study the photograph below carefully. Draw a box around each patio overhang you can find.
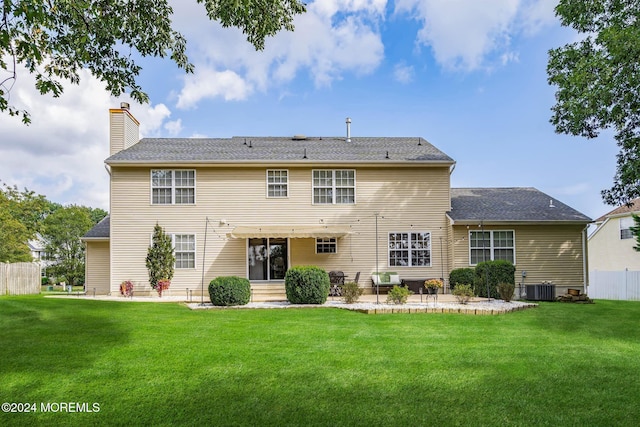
[227,225,351,239]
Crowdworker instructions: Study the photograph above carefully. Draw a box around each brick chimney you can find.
[109,102,140,155]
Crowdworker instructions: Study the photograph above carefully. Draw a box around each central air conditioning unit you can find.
[525,284,556,301]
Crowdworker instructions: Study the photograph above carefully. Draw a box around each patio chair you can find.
[329,271,345,296]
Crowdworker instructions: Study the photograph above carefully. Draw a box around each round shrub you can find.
[285,266,330,304]
[341,281,364,304]
[449,268,475,291]
[208,276,251,306]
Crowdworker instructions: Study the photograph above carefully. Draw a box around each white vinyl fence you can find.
[0,262,41,295]
[588,270,640,301]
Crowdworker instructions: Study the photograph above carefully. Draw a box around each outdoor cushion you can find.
[389,274,400,284]
[380,272,391,283]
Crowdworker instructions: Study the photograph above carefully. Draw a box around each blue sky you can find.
[0,0,620,222]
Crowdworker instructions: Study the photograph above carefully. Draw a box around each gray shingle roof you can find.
[106,137,454,164]
[83,215,110,239]
[449,188,592,223]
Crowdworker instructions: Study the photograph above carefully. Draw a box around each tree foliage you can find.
[145,223,174,290]
[0,182,57,262]
[1,182,57,236]
[1,0,306,123]
[42,205,96,286]
[631,214,640,252]
[0,207,31,262]
[547,0,640,206]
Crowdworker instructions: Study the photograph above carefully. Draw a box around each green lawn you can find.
[1,296,639,426]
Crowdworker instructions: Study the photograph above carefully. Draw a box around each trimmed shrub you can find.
[453,284,474,304]
[497,282,515,302]
[285,266,330,304]
[209,276,251,306]
[474,260,516,298]
[341,281,364,304]
[386,285,412,305]
[449,268,475,291]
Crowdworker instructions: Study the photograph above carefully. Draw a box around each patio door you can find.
[248,238,288,281]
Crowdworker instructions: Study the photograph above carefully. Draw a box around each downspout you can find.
[582,225,589,294]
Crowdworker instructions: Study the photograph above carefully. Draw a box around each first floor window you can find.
[316,238,337,254]
[469,230,514,265]
[174,234,196,268]
[151,169,195,204]
[388,232,431,267]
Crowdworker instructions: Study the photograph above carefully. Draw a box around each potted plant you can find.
[424,278,443,294]
[120,280,134,297]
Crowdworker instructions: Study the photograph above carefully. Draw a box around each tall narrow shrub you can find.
[146,223,175,296]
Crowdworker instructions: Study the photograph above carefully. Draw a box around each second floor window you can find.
[151,170,195,205]
[620,217,634,239]
[312,170,355,204]
[267,170,288,198]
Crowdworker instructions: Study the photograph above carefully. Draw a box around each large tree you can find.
[42,205,95,286]
[547,0,640,206]
[1,0,306,123]
[0,182,57,262]
[0,207,31,262]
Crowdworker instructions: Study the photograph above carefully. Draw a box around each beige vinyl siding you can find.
[109,165,452,295]
[84,241,110,294]
[109,112,124,155]
[109,109,139,155]
[452,224,586,289]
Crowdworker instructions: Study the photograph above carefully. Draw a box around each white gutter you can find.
[582,224,589,293]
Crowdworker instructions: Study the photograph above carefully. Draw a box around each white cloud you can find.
[394,0,555,71]
[170,0,385,109]
[164,119,183,136]
[393,63,414,83]
[176,69,253,109]
[0,62,175,209]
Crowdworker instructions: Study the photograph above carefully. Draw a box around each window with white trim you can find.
[174,234,196,269]
[620,217,634,239]
[267,170,288,198]
[312,170,355,204]
[469,230,515,265]
[316,238,337,254]
[151,170,195,205]
[388,232,431,267]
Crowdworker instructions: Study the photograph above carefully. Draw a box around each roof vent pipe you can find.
[346,117,351,142]
[120,102,130,110]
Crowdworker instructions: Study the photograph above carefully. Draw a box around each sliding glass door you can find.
[248,238,288,280]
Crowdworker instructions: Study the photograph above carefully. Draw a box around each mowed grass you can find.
[1,297,639,426]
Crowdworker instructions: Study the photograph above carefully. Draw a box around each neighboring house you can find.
[588,199,640,272]
[27,235,55,277]
[83,105,592,299]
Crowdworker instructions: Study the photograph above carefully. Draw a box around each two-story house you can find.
[588,199,640,272]
[83,104,592,299]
